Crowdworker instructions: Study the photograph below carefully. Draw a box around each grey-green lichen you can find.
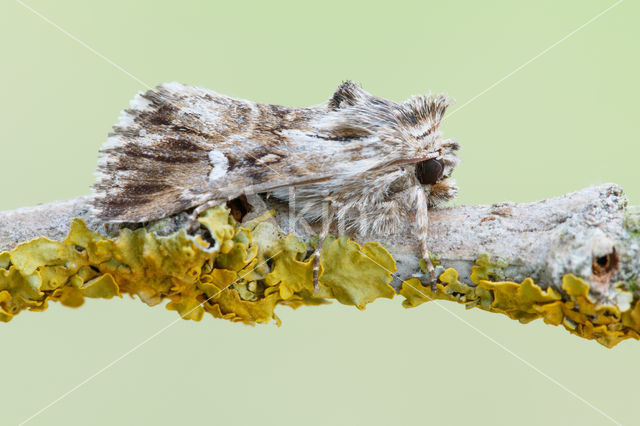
[623,208,640,237]
[623,277,640,293]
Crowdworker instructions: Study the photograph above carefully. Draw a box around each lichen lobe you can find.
[0,206,396,325]
[400,254,640,348]
[2,207,640,348]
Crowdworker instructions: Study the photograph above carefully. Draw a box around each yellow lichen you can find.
[264,234,315,300]
[4,208,640,348]
[469,252,508,283]
[0,206,395,325]
[318,236,396,309]
[400,255,640,348]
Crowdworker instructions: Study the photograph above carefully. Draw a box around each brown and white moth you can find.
[92,81,460,288]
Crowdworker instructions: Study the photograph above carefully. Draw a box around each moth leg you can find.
[412,186,437,288]
[288,186,296,234]
[312,199,335,291]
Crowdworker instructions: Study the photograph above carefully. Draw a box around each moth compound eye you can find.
[416,159,444,185]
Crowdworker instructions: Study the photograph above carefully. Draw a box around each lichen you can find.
[0,206,395,325]
[469,252,508,282]
[400,255,640,348]
[4,210,640,348]
[623,209,640,237]
[624,277,640,293]
[418,252,441,273]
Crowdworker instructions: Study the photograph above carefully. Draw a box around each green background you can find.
[1,1,638,425]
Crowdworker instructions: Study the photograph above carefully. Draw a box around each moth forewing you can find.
[92,80,459,286]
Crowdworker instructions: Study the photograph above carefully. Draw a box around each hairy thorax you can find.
[272,166,456,237]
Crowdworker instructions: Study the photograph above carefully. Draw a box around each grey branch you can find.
[1,184,636,300]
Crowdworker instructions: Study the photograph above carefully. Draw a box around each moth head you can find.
[326,82,460,197]
[398,94,459,206]
[414,135,459,179]
[415,158,444,185]
[414,154,457,206]
[397,93,459,186]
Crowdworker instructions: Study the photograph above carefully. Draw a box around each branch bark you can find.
[1,184,635,299]
[3,183,640,347]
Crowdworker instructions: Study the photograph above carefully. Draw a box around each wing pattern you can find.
[93,82,447,222]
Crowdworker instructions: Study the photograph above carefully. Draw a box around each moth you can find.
[93,81,460,288]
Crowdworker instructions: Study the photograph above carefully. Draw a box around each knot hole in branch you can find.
[592,247,618,277]
[227,195,251,222]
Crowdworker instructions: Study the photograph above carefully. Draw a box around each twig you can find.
[2,184,639,347]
